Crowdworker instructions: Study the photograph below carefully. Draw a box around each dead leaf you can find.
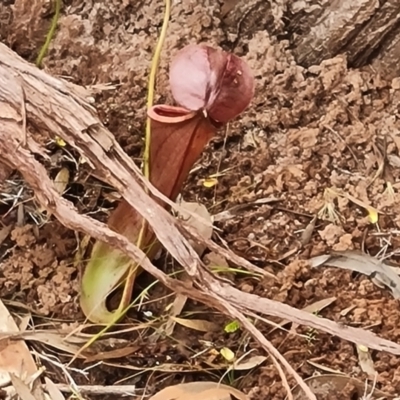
[387,153,400,168]
[53,167,70,195]
[306,360,345,374]
[177,200,213,256]
[104,361,215,373]
[149,381,248,400]
[83,345,141,363]
[5,329,138,363]
[310,251,400,298]
[340,305,356,316]
[300,216,317,245]
[303,297,337,313]
[44,378,65,400]
[204,251,229,268]
[38,167,70,214]
[190,388,244,400]
[333,190,380,224]
[9,373,39,400]
[171,317,219,332]
[18,314,31,332]
[233,355,267,370]
[290,297,337,333]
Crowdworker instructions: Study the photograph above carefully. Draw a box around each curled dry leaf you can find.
[170,43,255,123]
[233,355,267,370]
[149,381,248,400]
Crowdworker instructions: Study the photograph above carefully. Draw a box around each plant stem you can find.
[36,0,61,68]
[117,0,171,314]
[143,0,172,180]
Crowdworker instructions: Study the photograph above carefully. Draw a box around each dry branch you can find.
[2,42,400,397]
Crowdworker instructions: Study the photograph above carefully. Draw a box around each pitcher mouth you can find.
[147,104,197,123]
[147,104,224,130]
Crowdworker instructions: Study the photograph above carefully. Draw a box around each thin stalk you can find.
[117,0,171,314]
[36,0,61,68]
[143,0,172,179]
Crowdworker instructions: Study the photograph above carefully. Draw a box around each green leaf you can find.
[224,320,240,333]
